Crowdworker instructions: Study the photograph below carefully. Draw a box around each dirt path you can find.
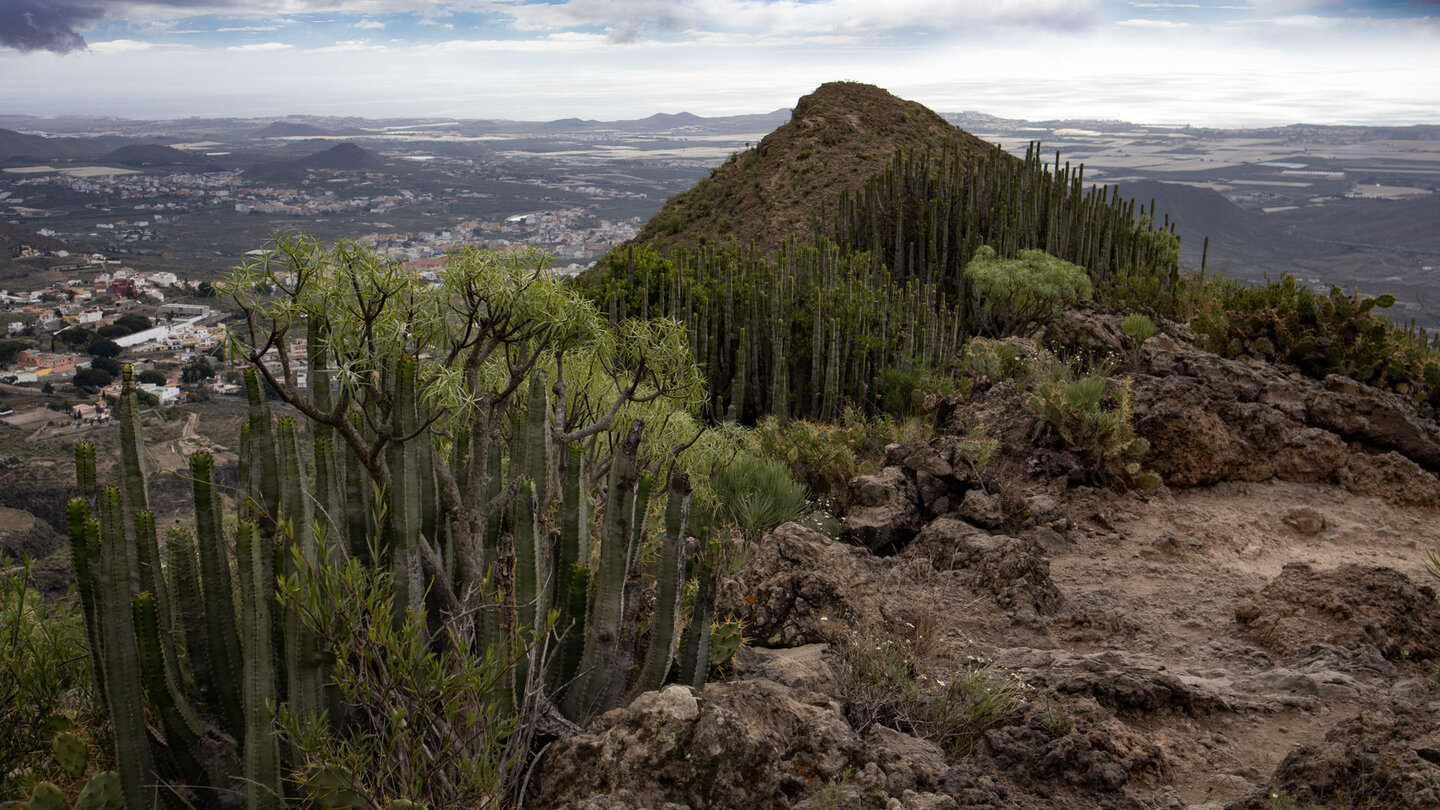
[1038,480,1440,806]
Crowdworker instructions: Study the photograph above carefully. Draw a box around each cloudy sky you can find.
[0,0,1436,127]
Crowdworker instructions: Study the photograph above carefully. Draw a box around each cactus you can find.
[72,772,123,810]
[65,496,105,708]
[29,781,69,810]
[236,519,282,810]
[93,486,156,810]
[68,362,340,810]
[52,731,88,779]
[561,421,642,720]
[631,473,691,698]
[190,451,245,741]
[708,618,748,668]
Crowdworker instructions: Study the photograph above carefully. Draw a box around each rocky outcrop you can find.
[531,681,862,810]
[841,466,922,552]
[719,522,888,647]
[1132,333,1440,503]
[1235,562,1440,660]
[900,517,1061,617]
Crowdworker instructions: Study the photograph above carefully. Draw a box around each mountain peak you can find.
[630,82,996,253]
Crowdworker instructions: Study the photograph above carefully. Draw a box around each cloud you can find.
[226,41,292,51]
[1116,16,1191,25]
[0,0,99,52]
[353,18,384,29]
[493,0,1101,36]
[87,38,156,53]
[312,39,386,52]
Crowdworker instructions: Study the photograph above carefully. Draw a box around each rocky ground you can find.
[531,314,1440,809]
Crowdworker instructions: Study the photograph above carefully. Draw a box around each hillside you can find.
[0,221,71,257]
[633,81,995,252]
[298,141,383,171]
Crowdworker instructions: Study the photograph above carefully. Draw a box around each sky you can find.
[0,0,1437,128]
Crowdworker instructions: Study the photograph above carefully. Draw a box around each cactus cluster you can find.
[71,351,721,806]
[68,365,331,808]
[587,141,1185,424]
[28,772,123,810]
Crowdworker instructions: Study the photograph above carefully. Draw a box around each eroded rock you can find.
[1235,562,1440,660]
[720,522,887,647]
[842,467,921,552]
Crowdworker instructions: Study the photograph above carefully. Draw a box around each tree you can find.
[73,367,112,389]
[57,328,91,349]
[86,336,121,358]
[92,356,122,377]
[180,360,214,384]
[0,338,29,367]
[116,313,151,333]
[136,369,168,386]
[964,246,1092,337]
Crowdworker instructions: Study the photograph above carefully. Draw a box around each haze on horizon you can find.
[0,0,1437,129]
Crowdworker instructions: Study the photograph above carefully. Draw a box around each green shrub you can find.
[955,425,999,477]
[274,547,528,809]
[751,416,870,505]
[956,337,1031,390]
[1192,275,1439,401]
[964,246,1092,337]
[1025,360,1158,489]
[1120,313,1156,370]
[874,361,957,418]
[0,560,95,799]
[831,624,1031,761]
[710,454,808,544]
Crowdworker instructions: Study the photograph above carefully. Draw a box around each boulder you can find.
[841,467,921,552]
[902,517,1061,616]
[1280,505,1325,535]
[958,489,1004,529]
[1133,340,1440,504]
[719,523,887,647]
[1234,562,1440,660]
[1227,701,1440,810]
[531,680,863,810]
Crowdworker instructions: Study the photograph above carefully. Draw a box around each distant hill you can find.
[238,161,308,187]
[101,143,196,168]
[298,142,382,171]
[453,108,794,137]
[254,121,330,138]
[630,81,996,253]
[0,128,110,164]
[1115,180,1274,267]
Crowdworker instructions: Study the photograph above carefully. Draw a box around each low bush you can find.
[0,560,98,800]
[964,246,1092,337]
[831,624,1032,760]
[1192,275,1440,402]
[275,547,531,809]
[710,454,809,545]
[956,337,1031,391]
[1025,359,1159,490]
